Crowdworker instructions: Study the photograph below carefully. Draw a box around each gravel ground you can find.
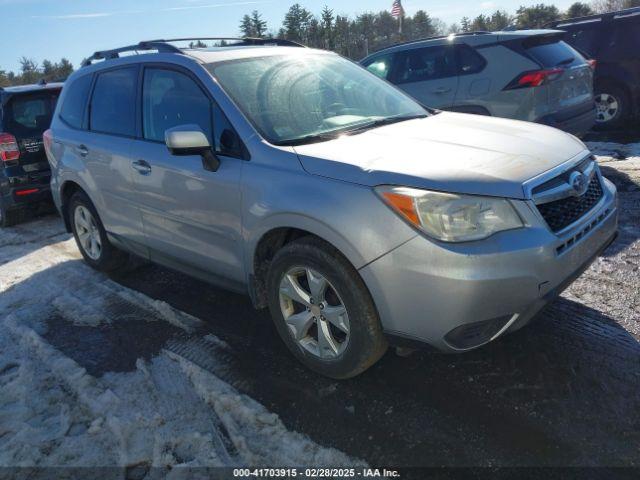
[0,142,638,473]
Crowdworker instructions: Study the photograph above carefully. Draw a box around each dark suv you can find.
[548,7,640,128]
[0,82,62,226]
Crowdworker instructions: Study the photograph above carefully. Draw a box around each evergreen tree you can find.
[251,10,268,37]
[515,4,561,28]
[566,2,593,17]
[320,6,335,49]
[240,14,253,37]
[283,4,313,42]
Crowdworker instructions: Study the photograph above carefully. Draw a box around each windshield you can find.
[207,53,426,145]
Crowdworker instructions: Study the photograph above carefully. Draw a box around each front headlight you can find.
[376,186,524,242]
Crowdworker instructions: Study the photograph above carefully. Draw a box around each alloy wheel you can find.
[278,266,350,359]
[595,93,619,124]
[74,205,102,260]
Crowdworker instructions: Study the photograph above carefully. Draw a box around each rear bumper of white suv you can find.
[359,176,618,352]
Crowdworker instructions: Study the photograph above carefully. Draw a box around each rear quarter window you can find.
[60,74,93,129]
[456,45,486,75]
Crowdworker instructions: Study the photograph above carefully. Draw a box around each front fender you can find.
[242,164,418,278]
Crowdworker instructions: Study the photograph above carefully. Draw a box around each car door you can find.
[83,66,146,251]
[130,65,245,287]
[392,44,459,108]
[451,44,490,111]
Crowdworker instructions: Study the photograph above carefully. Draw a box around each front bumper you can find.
[359,176,618,352]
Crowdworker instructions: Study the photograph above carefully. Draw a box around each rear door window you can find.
[395,45,457,84]
[4,92,59,136]
[59,74,93,129]
[523,37,584,68]
[90,66,138,137]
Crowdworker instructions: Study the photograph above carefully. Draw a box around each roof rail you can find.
[369,31,491,56]
[149,37,306,48]
[546,6,640,27]
[82,37,304,67]
[82,41,181,67]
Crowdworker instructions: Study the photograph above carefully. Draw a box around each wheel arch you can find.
[249,218,367,309]
[59,180,86,232]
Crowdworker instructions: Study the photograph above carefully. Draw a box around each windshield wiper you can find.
[274,131,343,147]
[275,113,428,146]
[343,113,429,135]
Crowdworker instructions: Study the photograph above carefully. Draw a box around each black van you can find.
[0,82,62,226]
[548,7,640,129]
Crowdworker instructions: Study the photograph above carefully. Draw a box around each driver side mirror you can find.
[165,124,220,172]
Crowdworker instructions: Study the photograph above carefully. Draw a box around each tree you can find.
[515,4,561,28]
[460,16,471,32]
[412,10,435,38]
[19,57,39,85]
[189,40,207,48]
[488,10,513,30]
[57,58,73,79]
[0,69,10,88]
[320,6,335,49]
[283,3,313,42]
[566,2,593,17]
[590,0,629,12]
[240,14,253,37]
[251,10,268,37]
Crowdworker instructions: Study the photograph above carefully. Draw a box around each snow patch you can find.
[172,351,361,467]
[0,214,362,468]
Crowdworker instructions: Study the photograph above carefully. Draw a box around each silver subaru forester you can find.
[45,39,618,378]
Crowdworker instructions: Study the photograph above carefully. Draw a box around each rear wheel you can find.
[594,83,630,129]
[266,237,387,379]
[69,191,126,272]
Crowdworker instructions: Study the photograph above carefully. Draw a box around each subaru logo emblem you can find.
[569,171,588,196]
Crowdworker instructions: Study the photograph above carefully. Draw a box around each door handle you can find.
[432,87,452,94]
[76,144,89,157]
[132,160,152,175]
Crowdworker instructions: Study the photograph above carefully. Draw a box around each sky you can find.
[0,0,576,73]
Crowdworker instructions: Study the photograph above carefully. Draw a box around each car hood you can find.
[293,112,588,199]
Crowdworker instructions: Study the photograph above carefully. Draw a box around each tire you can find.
[0,205,24,228]
[594,82,630,130]
[266,237,388,379]
[68,191,126,272]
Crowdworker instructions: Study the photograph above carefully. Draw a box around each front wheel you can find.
[266,237,388,379]
[69,191,126,271]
